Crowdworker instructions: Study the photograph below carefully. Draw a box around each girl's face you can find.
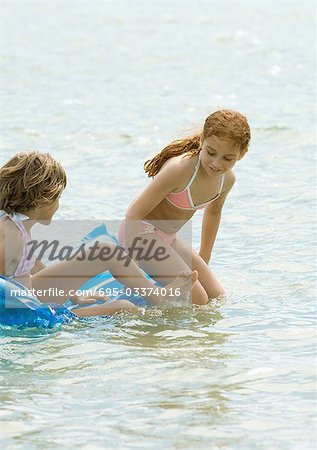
[200,135,241,177]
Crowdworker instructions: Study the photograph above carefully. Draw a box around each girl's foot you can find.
[156,270,198,306]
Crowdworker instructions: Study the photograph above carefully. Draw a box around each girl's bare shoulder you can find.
[163,153,196,169]
[161,154,197,186]
[0,219,23,275]
[0,219,23,248]
[222,169,236,193]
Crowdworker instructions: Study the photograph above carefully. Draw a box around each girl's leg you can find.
[130,233,211,305]
[32,242,196,306]
[73,299,139,317]
[171,237,225,300]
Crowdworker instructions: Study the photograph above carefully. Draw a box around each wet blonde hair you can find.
[144,109,251,177]
[0,151,67,215]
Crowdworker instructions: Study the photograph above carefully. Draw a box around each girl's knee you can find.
[205,282,225,300]
[191,284,209,305]
[194,283,225,304]
[194,265,225,300]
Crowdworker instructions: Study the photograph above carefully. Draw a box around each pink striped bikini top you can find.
[166,154,225,210]
[0,210,36,278]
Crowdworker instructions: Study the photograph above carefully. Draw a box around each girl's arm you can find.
[124,161,183,257]
[199,171,235,264]
[0,223,23,277]
[126,161,183,219]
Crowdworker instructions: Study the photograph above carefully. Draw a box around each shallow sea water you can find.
[0,1,316,449]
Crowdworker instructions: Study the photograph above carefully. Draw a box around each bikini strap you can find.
[186,153,201,189]
[0,210,29,236]
[219,174,225,194]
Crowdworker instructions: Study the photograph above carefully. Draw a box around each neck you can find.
[20,210,37,231]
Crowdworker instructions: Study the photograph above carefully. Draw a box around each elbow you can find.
[125,202,138,220]
[125,209,141,220]
[125,206,144,221]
